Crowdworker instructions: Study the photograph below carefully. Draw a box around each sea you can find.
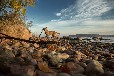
[81,37,114,43]
[102,37,114,43]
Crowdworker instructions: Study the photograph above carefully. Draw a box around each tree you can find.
[0,0,36,40]
[0,0,36,21]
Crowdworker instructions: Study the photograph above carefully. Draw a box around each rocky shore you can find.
[0,37,114,76]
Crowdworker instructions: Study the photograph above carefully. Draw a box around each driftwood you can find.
[0,33,58,44]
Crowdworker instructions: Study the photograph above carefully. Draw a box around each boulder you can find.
[10,64,35,76]
[36,70,57,76]
[104,59,114,69]
[0,63,11,75]
[38,61,54,73]
[58,73,71,76]
[72,63,85,74]
[0,23,32,40]
[71,73,86,76]
[86,60,104,76]
[78,62,87,69]
[60,62,85,74]
[47,53,69,67]
[100,71,114,76]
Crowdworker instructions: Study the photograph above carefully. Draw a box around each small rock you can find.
[57,53,69,59]
[13,42,21,47]
[75,54,82,61]
[30,59,37,65]
[28,47,34,53]
[75,51,87,60]
[33,43,39,48]
[93,55,99,60]
[21,42,30,48]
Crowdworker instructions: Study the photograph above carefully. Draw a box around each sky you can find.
[26,0,114,36]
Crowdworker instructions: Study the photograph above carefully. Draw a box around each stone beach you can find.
[0,36,114,76]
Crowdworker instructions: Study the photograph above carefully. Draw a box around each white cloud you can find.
[31,0,114,36]
[56,13,61,16]
[51,19,62,22]
[31,19,114,36]
[56,0,114,21]
[83,20,114,26]
[51,20,59,22]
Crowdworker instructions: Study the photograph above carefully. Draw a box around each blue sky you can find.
[26,0,114,36]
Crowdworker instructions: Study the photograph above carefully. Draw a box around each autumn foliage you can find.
[0,0,35,17]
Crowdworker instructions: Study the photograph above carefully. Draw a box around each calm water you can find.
[102,37,114,43]
[81,37,114,43]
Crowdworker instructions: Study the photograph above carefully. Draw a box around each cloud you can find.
[56,0,114,21]
[31,0,114,36]
[30,19,114,36]
[56,13,61,16]
[51,19,62,22]
[82,20,114,26]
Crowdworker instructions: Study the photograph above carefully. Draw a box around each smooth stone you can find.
[71,73,86,76]
[100,71,114,76]
[104,59,114,69]
[36,70,57,76]
[60,62,85,74]
[10,64,35,76]
[78,62,87,69]
[58,73,71,76]
[38,61,54,73]
[86,60,104,76]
